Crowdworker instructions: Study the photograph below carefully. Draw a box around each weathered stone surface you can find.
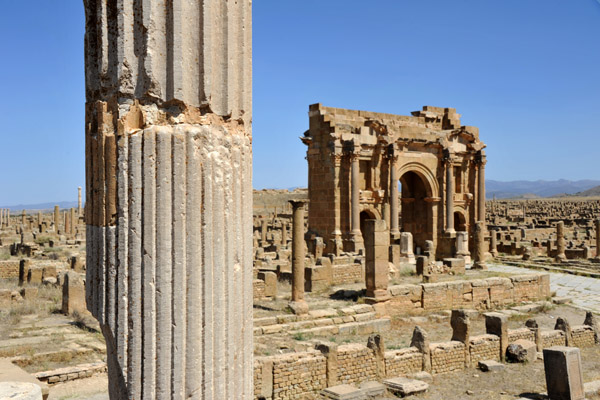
[543,346,585,400]
[0,382,42,400]
[320,384,366,400]
[84,1,254,398]
[506,339,537,364]
[383,377,429,396]
[478,360,505,372]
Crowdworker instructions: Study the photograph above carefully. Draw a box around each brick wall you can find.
[337,344,377,384]
[508,328,535,344]
[272,351,326,400]
[430,341,465,374]
[0,260,19,278]
[541,330,566,348]
[332,263,363,285]
[384,347,422,377]
[253,279,265,301]
[572,325,595,348]
[469,334,500,367]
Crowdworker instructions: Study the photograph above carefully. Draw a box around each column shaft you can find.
[84,1,253,398]
[289,200,308,315]
[390,157,399,235]
[478,159,486,222]
[351,155,361,235]
[446,161,455,233]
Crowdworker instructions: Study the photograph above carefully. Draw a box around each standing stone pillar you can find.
[389,150,399,236]
[490,229,498,258]
[350,151,364,251]
[445,155,455,234]
[594,219,600,262]
[0,208,4,228]
[556,221,567,262]
[289,200,309,315]
[472,221,487,269]
[281,221,287,246]
[54,206,60,233]
[65,211,71,236]
[38,211,43,226]
[70,208,77,235]
[364,219,390,303]
[260,218,268,247]
[455,231,471,263]
[78,186,82,216]
[21,210,26,226]
[84,1,253,398]
[477,151,486,222]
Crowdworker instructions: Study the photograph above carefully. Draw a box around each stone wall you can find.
[252,313,598,399]
[508,328,536,343]
[387,274,550,314]
[384,347,422,377]
[541,330,566,348]
[336,344,377,384]
[0,260,19,278]
[253,279,266,301]
[271,352,326,400]
[332,263,363,285]
[572,325,596,348]
[469,334,500,367]
[430,341,466,374]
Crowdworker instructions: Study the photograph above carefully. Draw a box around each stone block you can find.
[478,360,505,372]
[543,346,585,400]
[320,384,366,400]
[383,377,429,397]
[62,272,86,315]
[506,339,537,364]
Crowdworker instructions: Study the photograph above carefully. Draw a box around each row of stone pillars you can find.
[0,208,10,227]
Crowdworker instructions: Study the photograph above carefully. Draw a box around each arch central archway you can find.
[398,170,434,252]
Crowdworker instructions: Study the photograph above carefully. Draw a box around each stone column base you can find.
[289,300,309,315]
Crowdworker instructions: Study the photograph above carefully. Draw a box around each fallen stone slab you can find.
[320,383,366,400]
[478,360,505,372]
[0,359,48,399]
[552,296,572,305]
[0,382,42,400]
[383,377,429,397]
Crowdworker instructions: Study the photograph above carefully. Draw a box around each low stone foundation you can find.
[252,311,598,399]
[387,274,550,314]
[0,260,19,278]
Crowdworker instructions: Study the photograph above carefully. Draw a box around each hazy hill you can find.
[569,185,600,197]
[1,201,78,212]
[486,179,600,199]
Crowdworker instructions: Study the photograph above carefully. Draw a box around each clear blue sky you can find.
[1,1,599,205]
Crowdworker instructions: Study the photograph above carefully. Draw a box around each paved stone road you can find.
[488,263,600,313]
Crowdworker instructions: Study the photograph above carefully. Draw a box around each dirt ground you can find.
[47,373,108,400]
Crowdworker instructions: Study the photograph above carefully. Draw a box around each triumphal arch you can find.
[302,104,487,259]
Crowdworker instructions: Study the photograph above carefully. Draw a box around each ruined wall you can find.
[384,347,422,377]
[0,260,20,278]
[541,330,566,348]
[332,263,363,285]
[336,344,378,384]
[469,335,500,367]
[387,274,550,314]
[508,328,536,343]
[271,352,326,400]
[430,342,465,374]
[572,326,596,348]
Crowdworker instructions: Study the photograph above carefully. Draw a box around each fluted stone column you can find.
[389,154,399,236]
[350,152,364,251]
[84,1,253,399]
[445,157,455,234]
[477,151,486,222]
[472,221,487,269]
[555,221,567,262]
[78,187,82,216]
[289,200,308,315]
[54,206,60,233]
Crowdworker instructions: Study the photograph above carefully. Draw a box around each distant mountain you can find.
[569,185,600,198]
[0,201,78,212]
[487,179,600,199]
